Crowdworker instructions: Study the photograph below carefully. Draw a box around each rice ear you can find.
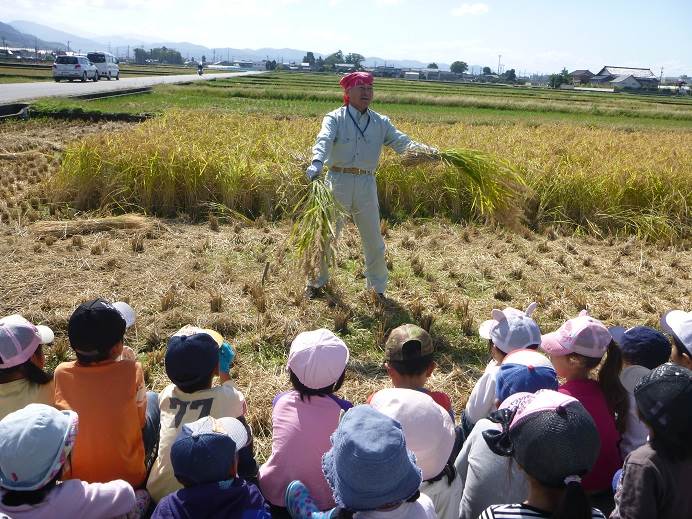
[289,179,346,277]
[400,147,528,223]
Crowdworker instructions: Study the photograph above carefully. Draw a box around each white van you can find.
[86,52,120,80]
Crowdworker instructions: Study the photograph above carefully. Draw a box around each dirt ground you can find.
[1,118,690,460]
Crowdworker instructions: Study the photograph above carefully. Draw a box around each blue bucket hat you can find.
[321,405,421,511]
[0,404,78,491]
[609,326,671,370]
[496,351,559,404]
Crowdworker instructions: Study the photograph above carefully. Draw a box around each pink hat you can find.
[0,315,55,369]
[501,389,579,427]
[369,388,455,480]
[541,310,611,358]
[287,329,349,389]
[339,72,373,104]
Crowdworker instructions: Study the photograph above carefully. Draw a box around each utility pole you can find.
[659,66,664,83]
[498,54,501,75]
[35,37,38,61]
[2,37,6,53]
[67,40,71,53]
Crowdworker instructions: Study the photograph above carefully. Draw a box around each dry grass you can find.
[3,216,691,459]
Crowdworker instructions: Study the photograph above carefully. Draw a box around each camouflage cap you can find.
[385,324,433,362]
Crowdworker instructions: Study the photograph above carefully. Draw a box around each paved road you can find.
[0,70,263,104]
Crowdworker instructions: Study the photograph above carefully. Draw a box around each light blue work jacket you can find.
[311,104,425,172]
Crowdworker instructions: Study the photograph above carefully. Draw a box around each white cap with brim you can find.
[479,303,541,354]
[112,302,136,329]
[661,310,692,353]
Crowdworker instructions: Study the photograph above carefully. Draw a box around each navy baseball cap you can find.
[609,326,671,370]
[171,416,248,486]
[68,299,127,357]
[165,332,219,388]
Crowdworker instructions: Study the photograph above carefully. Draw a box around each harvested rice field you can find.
[1,75,691,460]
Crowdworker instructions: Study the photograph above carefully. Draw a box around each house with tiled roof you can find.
[591,66,659,91]
[569,70,594,84]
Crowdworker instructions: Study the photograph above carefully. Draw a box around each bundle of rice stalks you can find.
[289,179,346,277]
[31,214,153,238]
[401,148,527,221]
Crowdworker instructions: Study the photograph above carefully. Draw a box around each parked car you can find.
[86,52,120,80]
[52,56,99,82]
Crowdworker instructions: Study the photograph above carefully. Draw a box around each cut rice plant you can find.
[289,178,346,277]
[401,147,527,219]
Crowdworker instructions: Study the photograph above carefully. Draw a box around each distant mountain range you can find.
[3,19,458,70]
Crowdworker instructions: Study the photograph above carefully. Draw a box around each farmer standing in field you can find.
[305,71,436,300]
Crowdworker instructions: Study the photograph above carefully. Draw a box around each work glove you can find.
[219,341,236,374]
[305,160,323,181]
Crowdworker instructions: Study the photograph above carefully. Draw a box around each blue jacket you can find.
[152,478,270,519]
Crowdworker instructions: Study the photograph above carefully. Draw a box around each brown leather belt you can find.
[329,166,373,175]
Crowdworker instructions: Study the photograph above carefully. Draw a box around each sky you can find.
[4,0,691,75]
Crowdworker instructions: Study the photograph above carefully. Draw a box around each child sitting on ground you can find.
[455,349,558,519]
[259,329,351,517]
[152,416,270,518]
[377,323,453,418]
[0,403,142,518]
[0,315,55,420]
[54,298,159,488]
[370,388,458,519]
[611,363,692,519]
[285,405,437,518]
[480,390,605,518]
[661,309,692,369]
[462,303,541,432]
[147,326,249,503]
[541,311,624,514]
[609,325,671,458]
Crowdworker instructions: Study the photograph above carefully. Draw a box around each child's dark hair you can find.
[290,369,345,401]
[334,490,421,518]
[488,340,539,358]
[551,480,593,519]
[570,341,629,433]
[387,354,434,377]
[598,341,628,433]
[1,473,60,507]
[0,347,52,386]
[648,425,692,461]
[176,373,215,394]
[74,346,114,365]
[673,336,691,358]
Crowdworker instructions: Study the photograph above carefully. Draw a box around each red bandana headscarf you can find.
[339,72,374,105]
